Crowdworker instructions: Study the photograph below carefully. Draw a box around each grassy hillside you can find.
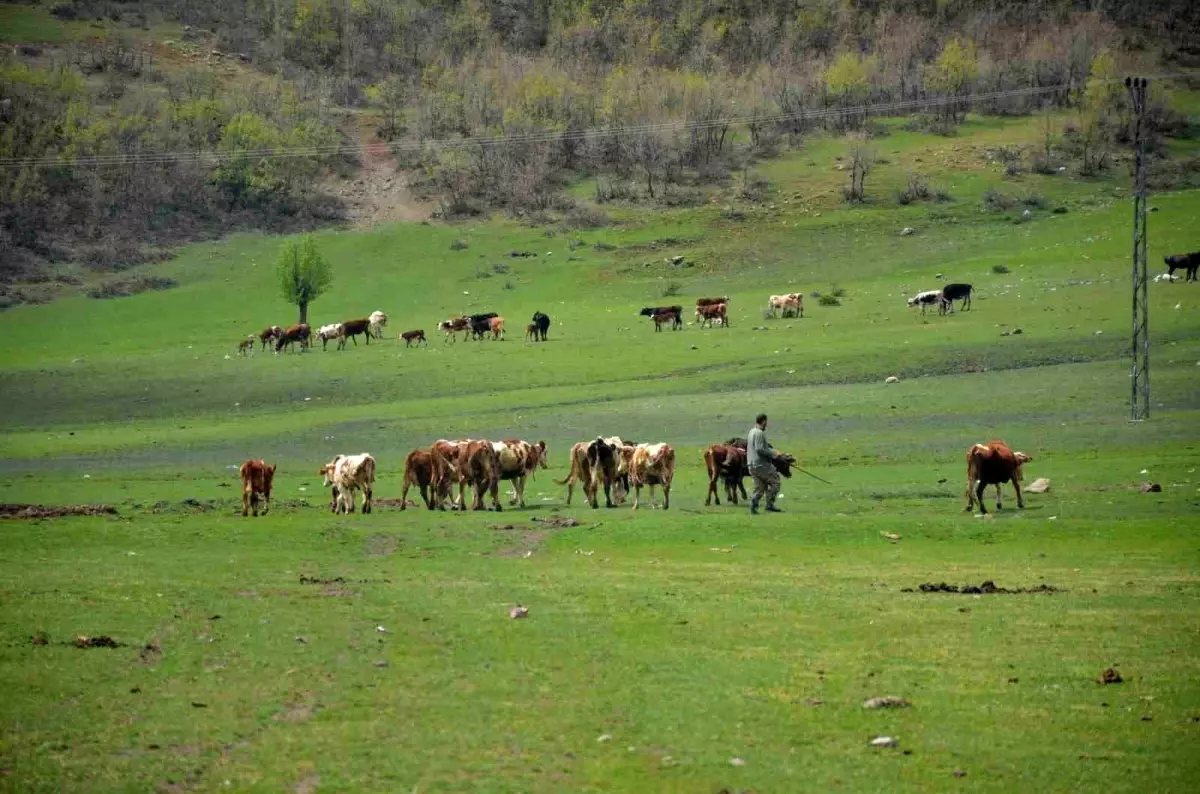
[1,107,1199,793]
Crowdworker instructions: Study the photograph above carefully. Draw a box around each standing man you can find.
[747,413,783,515]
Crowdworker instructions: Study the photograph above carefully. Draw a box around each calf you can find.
[964,440,1032,514]
[695,301,728,328]
[238,459,275,517]
[337,318,372,350]
[368,310,389,339]
[629,443,676,510]
[274,323,311,353]
[400,329,427,347]
[319,453,376,514]
[703,443,748,506]
[400,448,449,510]
[1164,252,1200,282]
[525,322,538,341]
[489,316,505,340]
[237,335,255,356]
[439,317,469,343]
[907,290,949,315]
[941,283,973,312]
[531,311,551,341]
[640,306,682,332]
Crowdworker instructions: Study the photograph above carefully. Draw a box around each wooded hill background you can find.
[2,0,1198,294]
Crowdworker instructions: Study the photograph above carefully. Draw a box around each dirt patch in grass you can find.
[274,700,317,724]
[293,773,320,794]
[0,503,117,519]
[902,580,1063,594]
[532,515,583,528]
[73,635,123,648]
[298,575,391,585]
[491,525,549,557]
[138,641,163,664]
[372,498,419,509]
[364,533,399,557]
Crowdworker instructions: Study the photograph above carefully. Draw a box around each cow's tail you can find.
[555,451,580,486]
[702,447,716,481]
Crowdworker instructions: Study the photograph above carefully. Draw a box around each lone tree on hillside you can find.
[277,235,332,325]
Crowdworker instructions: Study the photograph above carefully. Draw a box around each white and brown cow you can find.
[907,290,949,315]
[368,310,389,339]
[629,443,676,510]
[319,453,376,514]
[238,458,275,517]
[316,323,344,350]
[492,439,547,508]
[767,293,803,318]
[438,317,470,343]
[695,302,728,328]
[964,440,1032,514]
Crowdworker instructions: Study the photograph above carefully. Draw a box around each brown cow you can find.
[457,440,502,511]
[274,323,310,353]
[695,302,728,328]
[696,296,730,307]
[703,444,748,506]
[489,316,505,340]
[556,442,594,507]
[400,448,450,510]
[259,325,282,350]
[400,330,427,347]
[238,459,275,517]
[525,322,538,341]
[337,318,372,350]
[964,440,1032,514]
[237,335,255,356]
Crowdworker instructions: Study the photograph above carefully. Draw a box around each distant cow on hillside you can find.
[964,440,1032,514]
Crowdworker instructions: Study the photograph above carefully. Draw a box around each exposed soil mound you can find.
[902,580,1062,594]
[0,504,118,519]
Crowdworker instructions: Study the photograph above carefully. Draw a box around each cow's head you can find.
[639,307,655,317]
[773,453,796,478]
[535,441,548,469]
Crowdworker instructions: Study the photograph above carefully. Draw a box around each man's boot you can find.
[765,504,783,513]
[749,496,760,515]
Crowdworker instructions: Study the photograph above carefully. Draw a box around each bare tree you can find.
[844,138,876,202]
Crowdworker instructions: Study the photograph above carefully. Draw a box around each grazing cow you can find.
[767,293,803,318]
[400,448,449,510]
[703,443,748,506]
[319,453,376,514]
[489,316,506,340]
[907,290,949,315]
[438,317,470,343]
[1164,252,1200,282]
[696,296,729,307]
[457,440,502,511]
[316,323,344,350]
[629,443,676,510]
[941,283,973,312]
[259,325,282,350]
[964,440,1032,514]
[531,311,551,341]
[400,329,427,347]
[695,301,728,328]
[238,459,275,517]
[337,318,372,350]
[274,323,311,353]
[237,335,255,356]
[368,310,388,339]
[525,323,538,341]
[640,306,682,331]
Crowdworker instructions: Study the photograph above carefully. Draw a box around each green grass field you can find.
[2,108,1200,793]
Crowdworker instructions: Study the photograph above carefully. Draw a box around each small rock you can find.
[804,697,824,707]
[376,625,388,633]
[1141,714,1153,721]
[597,734,612,743]
[1012,328,1023,335]
[870,736,898,748]
[671,255,684,265]
[953,769,967,778]
[689,345,698,350]
[863,696,910,709]
[885,376,900,384]
[1097,667,1123,685]
[729,757,746,767]
[900,227,915,236]
[510,606,529,619]
[1026,478,1051,494]
[294,636,307,644]
[374,660,388,668]
[1140,482,1162,493]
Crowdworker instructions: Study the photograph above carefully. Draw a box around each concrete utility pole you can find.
[1126,76,1149,421]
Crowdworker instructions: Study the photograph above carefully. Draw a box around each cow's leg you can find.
[363,485,372,514]
[993,482,1004,510]
[975,481,989,514]
[1012,478,1025,509]
[706,471,718,506]
[602,475,614,508]
[399,477,411,510]
[242,488,251,517]
[490,478,502,511]
[249,492,259,517]
[662,480,670,510]
[964,477,978,513]
[631,483,640,510]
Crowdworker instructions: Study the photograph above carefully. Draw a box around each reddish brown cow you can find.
[965,440,1032,514]
[274,324,310,353]
[400,448,450,510]
[259,325,282,350]
[400,330,427,347]
[696,296,729,307]
[695,302,728,328]
[337,318,372,350]
[238,459,275,517]
[703,444,748,506]
[457,440,502,511]
[438,317,470,343]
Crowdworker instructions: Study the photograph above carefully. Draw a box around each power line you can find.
[1,72,1194,170]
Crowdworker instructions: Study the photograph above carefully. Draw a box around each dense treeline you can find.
[1,0,1197,289]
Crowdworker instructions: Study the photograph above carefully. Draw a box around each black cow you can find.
[1164,253,1200,283]
[639,305,683,331]
[531,311,551,341]
[468,312,498,340]
[941,283,973,312]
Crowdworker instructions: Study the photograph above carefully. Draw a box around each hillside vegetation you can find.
[2,0,1199,301]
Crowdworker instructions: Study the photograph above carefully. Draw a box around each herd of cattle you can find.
[236,436,1031,518]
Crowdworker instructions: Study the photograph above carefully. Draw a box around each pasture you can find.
[2,113,1200,793]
